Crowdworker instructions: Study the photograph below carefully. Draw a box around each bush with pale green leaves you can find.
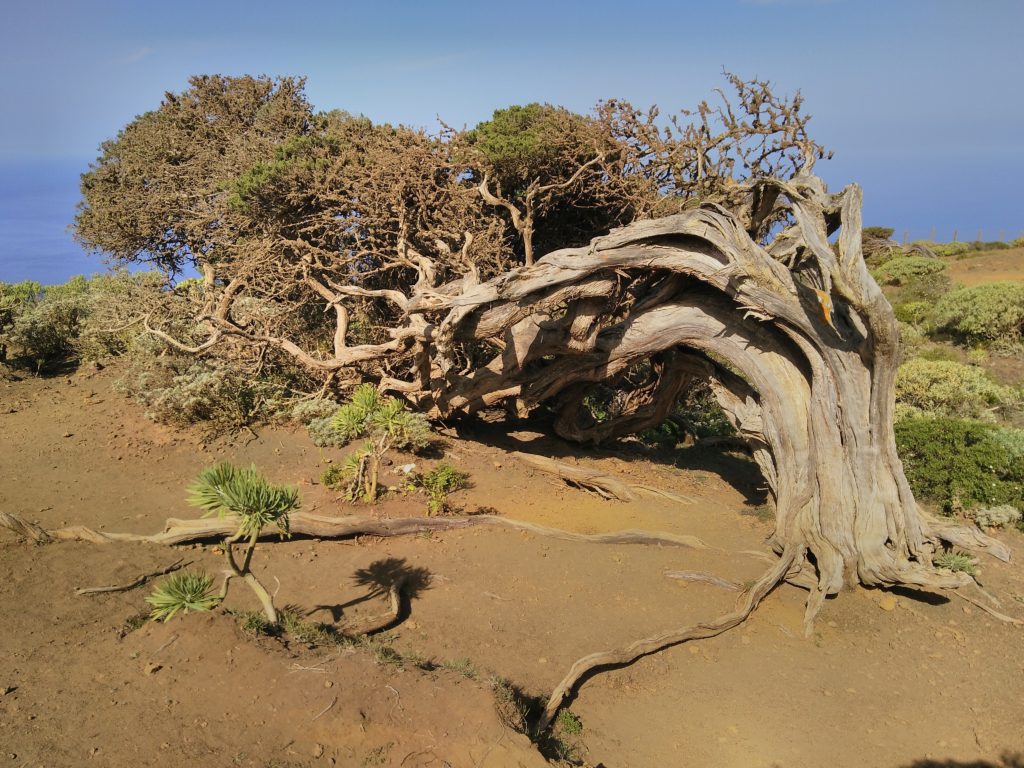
[894,358,1019,421]
[871,256,947,286]
[329,384,432,502]
[929,282,1024,346]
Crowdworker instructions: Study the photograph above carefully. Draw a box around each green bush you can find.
[894,416,1024,514]
[967,504,1022,530]
[145,571,219,621]
[895,358,1018,421]
[871,256,947,286]
[929,282,1024,346]
[893,301,932,327]
[863,227,895,241]
[291,398,345,447]
[1,277,90,369]
[929,242,973,258]
[118,351,289,433]
[0,272,166,369]
[327,384,432,502]
[414,462,471,515]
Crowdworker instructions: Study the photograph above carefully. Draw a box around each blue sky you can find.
[1,0,1022,282]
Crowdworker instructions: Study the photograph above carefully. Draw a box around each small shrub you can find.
[188,463,298,623]
[929,241,973,258]
[556,709,584,736]
[967,504,1022,530]
[893,301,932,327]
[4,279,89,370]
[933,550,977,577]
[894,416,1024,514]
[321,464,346,488]
[278,608,336,646]
[443,657,479,679]
[895,358,1018,420]
[929,282,1024,347]
[145,571,219,621]
[871,256,947,286]
[238,610,277,637]
[328,384,432,502]
[119,353,289,434]
[491,677,532,734]
[414,462,471,515]
[291,398,345,447]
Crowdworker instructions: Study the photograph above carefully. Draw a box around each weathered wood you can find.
[0,511,711,551]
[509,451,639,501]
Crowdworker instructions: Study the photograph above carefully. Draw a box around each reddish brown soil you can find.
[2,365,1023,767]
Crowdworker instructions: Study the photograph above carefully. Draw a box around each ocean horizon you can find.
[0,157,114,285]
[2,155,1020,287]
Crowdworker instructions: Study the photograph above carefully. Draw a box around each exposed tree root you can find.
[0,511,51,544]
[75,558,187,595]
[926,515,1011,562]
[0,510,713,551]
[664,570,743,592]
[954,591,1024,626]
[509,452,639,501]
[537,547,799,732]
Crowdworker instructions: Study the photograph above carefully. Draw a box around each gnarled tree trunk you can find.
[389,174,1007,628]
[129,170,1008,622]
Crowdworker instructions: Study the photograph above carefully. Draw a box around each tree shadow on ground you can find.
[448,413,768,507]
[901,756,1024,768]
[890,584,951,606]
[311,557,432,623]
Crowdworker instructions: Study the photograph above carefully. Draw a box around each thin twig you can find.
[311,696,337,721]
[75,559,187,595]
[954,591,1024,626]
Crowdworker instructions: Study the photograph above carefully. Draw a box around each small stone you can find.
[313,743,325,759]
[144,663,162,675]
[493,462,502,469]
[538,657,547,664]
[878,595,897,611]
[1,686,14,696]
[62,432,73,438]
[961,605,972,616]
[324,680,333,689]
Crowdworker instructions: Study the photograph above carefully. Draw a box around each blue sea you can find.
[2,155,1020,287]
[0,158,109,285]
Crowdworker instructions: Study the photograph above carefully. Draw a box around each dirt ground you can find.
[2,364,1023,768]
[946,248,1024,288]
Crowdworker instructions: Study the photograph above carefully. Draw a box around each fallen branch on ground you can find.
[664,570,743,592]
[0,510,713,550]
[509,452,639,501]
[75,558,188,595]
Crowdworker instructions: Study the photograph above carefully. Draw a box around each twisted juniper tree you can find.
[71,73,1009,728]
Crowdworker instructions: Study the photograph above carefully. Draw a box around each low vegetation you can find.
[187,462,299,623]
[329,384,432,502]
